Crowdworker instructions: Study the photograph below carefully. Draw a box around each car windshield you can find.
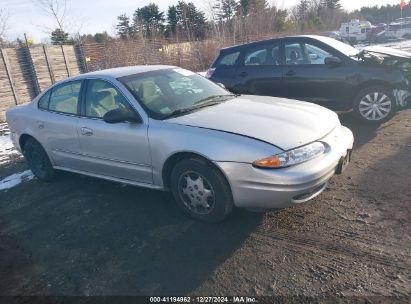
[118,68,234,119]
[314,36,359,57]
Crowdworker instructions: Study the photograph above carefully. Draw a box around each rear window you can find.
[215,51,240,67]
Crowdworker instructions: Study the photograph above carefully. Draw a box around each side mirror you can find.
[324,56,342,66]
[103,108,142,124]
[309,53,319,60]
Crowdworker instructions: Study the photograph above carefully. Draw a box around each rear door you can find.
[209,49,241,92]
[233,40,283,97]
[76,78,152,184]
[280,38,350,108]
[36,80,84,170]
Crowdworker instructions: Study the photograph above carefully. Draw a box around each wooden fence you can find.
[0,45,84,120]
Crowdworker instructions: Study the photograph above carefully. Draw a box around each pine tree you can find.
[116,14,133,40]
[321,0,341,10]
[133,3,165,38]
[166,5,179,36]
[214,0,237,22]
[50,28,69,45]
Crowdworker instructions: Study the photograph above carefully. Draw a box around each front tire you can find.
[24,138,55,181]
[353,86,396,124]
[170,158,233,223]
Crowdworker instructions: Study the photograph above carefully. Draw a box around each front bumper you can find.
[215,125,354,209]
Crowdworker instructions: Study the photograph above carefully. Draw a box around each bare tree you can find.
[35,0,68,31]
[0,8,10,44]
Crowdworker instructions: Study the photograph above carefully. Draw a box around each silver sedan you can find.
[6,65,354,222]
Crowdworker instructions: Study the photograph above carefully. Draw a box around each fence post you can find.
[1,49,20,105]
[43,45,55,84]
[61,45,71,77]
[23,33,41,96]
[75,41,88,73]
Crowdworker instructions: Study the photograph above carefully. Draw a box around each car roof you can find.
[77,65,177,79]
[219,35,327,52]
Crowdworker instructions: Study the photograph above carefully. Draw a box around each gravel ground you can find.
[0,110,410,300]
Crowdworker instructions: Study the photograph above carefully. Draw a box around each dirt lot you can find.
[0,110,410,299]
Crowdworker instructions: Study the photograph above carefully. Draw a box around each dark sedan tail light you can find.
[205,68,215,79]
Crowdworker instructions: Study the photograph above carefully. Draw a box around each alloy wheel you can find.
[358,92,392,121]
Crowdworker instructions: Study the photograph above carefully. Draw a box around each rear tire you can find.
[170,158,233,223]
[353,86,396,124]
[24,138,55,181]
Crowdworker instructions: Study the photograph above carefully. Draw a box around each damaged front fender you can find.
[393,89,411,107]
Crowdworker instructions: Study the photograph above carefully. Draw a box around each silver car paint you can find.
[167,95,340,150]
[6,66,354,209]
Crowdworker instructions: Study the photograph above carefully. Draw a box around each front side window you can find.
[285,42,333,65]
[119,68,233,120]
[85,79,130,118]
[244,43,280,66]
[48,81,81,114]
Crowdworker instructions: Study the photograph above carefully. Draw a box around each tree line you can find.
[49,0,411,44]
[1,0,411,46]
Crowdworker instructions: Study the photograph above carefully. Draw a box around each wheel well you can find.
[162,152,230,192]
[353,81,393,102]
[19,134,35,152]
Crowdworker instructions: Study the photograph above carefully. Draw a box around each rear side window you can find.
[244,43,280,66]
[215,51,240,67]
[48,81,82,115]
[38,91,51,110]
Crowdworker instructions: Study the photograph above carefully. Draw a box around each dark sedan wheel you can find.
[170,158,233,223]
[24,138,55,181]
[353,87,396,124]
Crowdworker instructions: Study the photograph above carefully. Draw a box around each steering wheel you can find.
[181,89,195,95]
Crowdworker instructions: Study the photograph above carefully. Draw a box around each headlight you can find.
[253,142,326,169]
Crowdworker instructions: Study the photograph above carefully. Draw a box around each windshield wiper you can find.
[194,94,236,105]
[163,94,236,119]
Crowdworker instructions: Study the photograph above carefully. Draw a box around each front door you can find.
[281,39,349,108]
[76,78,152,184]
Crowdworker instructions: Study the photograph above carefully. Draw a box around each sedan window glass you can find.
[244,44,280,66]
[216,51,240,67]
[285,42,333,65]
[85,79,130,118]
[38,90,51,110]
[119,68,233,119]
[49,81,81,114]
[305,44,333,64]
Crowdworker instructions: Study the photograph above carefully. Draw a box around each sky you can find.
[0,0,406,42]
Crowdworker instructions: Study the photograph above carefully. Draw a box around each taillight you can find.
[205,68,215,79]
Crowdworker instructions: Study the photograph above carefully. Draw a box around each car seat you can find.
[289,50,299,64]
[89,90,118,117]
[249,56,261,65]
[138,81,161,106]
[54,96,78,114]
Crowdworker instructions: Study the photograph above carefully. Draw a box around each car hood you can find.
[167,95,339,150]
[363,46,411,59]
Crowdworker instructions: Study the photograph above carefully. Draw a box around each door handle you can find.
[285,70,296,77]
[80,127,93,136]
[239,71,248,77]
[37,121,44,129]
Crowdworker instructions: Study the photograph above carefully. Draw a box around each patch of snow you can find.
[0,123,22,165]
[0,170,34,191]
